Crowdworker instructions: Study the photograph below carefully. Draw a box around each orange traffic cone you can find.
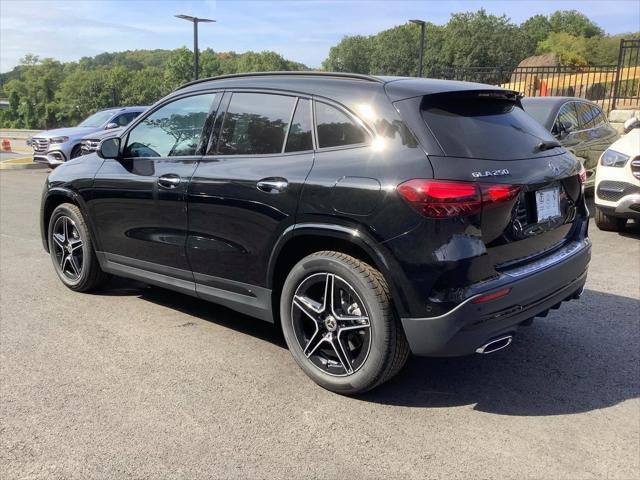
[1,139,11,152]
[540,79,548,97]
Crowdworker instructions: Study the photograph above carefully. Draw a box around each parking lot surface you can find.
[1,168,639,479]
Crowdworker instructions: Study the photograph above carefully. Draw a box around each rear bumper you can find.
[401,237,591,356]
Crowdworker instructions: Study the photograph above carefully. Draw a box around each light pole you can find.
[175,14,216,80]
[409,19,426,77]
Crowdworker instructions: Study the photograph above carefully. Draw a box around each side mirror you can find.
[98,137,120,159]
[623,117,640,134]
[105,122,119,130]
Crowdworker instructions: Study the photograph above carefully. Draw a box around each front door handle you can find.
[158,174,181,189]
[257,177,288,193]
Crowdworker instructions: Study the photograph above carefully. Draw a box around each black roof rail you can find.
[176,71,385,90]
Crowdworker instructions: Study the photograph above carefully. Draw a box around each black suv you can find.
[41,72,591,394]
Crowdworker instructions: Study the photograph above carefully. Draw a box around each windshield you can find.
[420,92,558,160]
[78,110,117,128]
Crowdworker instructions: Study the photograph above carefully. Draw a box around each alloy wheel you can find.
[51,215,84,280]
[290,273,371,376]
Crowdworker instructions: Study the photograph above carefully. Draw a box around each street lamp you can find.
[409,19,426,77]
[175,14,216,80]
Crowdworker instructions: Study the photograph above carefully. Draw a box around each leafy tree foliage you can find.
[0,49,307,129]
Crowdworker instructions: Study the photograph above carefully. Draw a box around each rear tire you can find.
[280,251,410,395]
[48,203,110,292]
[595,207,626,231]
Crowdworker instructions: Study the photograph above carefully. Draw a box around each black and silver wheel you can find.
[280,251,410,395]
[70,145,83,159]
[48,203,110,291]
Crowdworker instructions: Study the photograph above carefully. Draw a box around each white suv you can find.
[594,118,640,231]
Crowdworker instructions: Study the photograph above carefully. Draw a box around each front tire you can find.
[595,207,626,231]
[280,251,409,395]
[48,203,110,291]
[70,145,83,159]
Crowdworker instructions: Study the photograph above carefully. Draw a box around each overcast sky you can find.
[1,0,639,72]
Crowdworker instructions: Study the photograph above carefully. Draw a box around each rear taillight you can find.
[397,179,520,219]
[578,164,587,185]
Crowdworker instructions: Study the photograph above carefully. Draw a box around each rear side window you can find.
[315,102,367,148]
[285,99,313,152]
[218,93,295,155]
[420,92,558,160]
[576,103,605,129]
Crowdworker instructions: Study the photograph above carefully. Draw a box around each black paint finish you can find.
[41,73,591,356]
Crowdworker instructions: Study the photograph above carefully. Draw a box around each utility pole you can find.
[175,15,216,80]
[409,19,426,77]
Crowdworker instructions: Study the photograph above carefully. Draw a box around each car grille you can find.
[597,181,640,202]
[81,139,100,153]
[31,137,49,153]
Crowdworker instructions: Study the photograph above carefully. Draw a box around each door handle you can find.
[158,174,181,189]
[257,177,288,193]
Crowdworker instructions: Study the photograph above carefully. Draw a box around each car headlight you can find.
[50,136,69,144]
[600,149,630,167]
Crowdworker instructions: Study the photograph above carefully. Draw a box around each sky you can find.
[1,0,639,72]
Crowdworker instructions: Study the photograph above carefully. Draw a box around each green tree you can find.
[322,35,373,73]
[537,32,589,66]
[549,10,604,38]
[520,14,552,56]
[369,24,418,76]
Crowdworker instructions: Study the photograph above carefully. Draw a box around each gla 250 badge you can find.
[471,169,510,178]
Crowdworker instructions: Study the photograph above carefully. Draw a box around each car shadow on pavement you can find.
[361,288,640,416]
[96,279,638,416]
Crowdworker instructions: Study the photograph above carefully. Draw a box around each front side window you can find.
[285,99,313,152]
[124,94,215,158]
[315,102,367,148]
[218,93,295,155]
[113,112,141,127]
[554,102,580,135]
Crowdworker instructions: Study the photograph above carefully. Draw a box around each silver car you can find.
[31,106,146,166]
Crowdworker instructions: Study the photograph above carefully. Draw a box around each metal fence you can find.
[427,39,640,113]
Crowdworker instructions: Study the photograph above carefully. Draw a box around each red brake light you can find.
[398,179,521,219]
[578,164,587,185]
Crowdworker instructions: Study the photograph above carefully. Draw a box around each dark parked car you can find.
[40,73,591,394]
[521,97,619,189]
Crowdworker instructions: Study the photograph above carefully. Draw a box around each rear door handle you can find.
[257,177,288,193]
[158,174,181,189]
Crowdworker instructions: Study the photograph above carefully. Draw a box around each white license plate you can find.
[535,187,561,222]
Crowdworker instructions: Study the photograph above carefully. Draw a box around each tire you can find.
[48,203,110,292]
[70,145,83,159]
[595,207,626,232]
[280,251,410,395]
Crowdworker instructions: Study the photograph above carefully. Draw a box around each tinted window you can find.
[113,112,141,127]
[316,102,367,148]
[285,99,313,152]
[554,102,580,135]
[124,94,215,158]
[576,102,601,129]
[218,93,295,155]
[420,92,559,160]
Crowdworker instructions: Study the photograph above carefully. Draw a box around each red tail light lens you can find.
[398,179,521,219]
[471,288,511,304]
[578,164,587,185]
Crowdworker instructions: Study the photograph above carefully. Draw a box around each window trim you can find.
[120,90,222,159]
[313,97,373,152]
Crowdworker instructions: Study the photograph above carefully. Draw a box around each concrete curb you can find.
[0,161,49,171]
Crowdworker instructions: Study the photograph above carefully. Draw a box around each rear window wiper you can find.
[536,140,561,151]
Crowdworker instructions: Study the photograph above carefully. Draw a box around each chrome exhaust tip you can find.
[475,335,513,354]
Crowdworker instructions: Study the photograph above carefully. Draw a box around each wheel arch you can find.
[267,224,411,324]
[41,188,98,253]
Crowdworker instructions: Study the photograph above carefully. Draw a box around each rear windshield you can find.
[420,92,559,160]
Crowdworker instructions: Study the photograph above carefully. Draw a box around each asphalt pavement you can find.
[1,169,638,479]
